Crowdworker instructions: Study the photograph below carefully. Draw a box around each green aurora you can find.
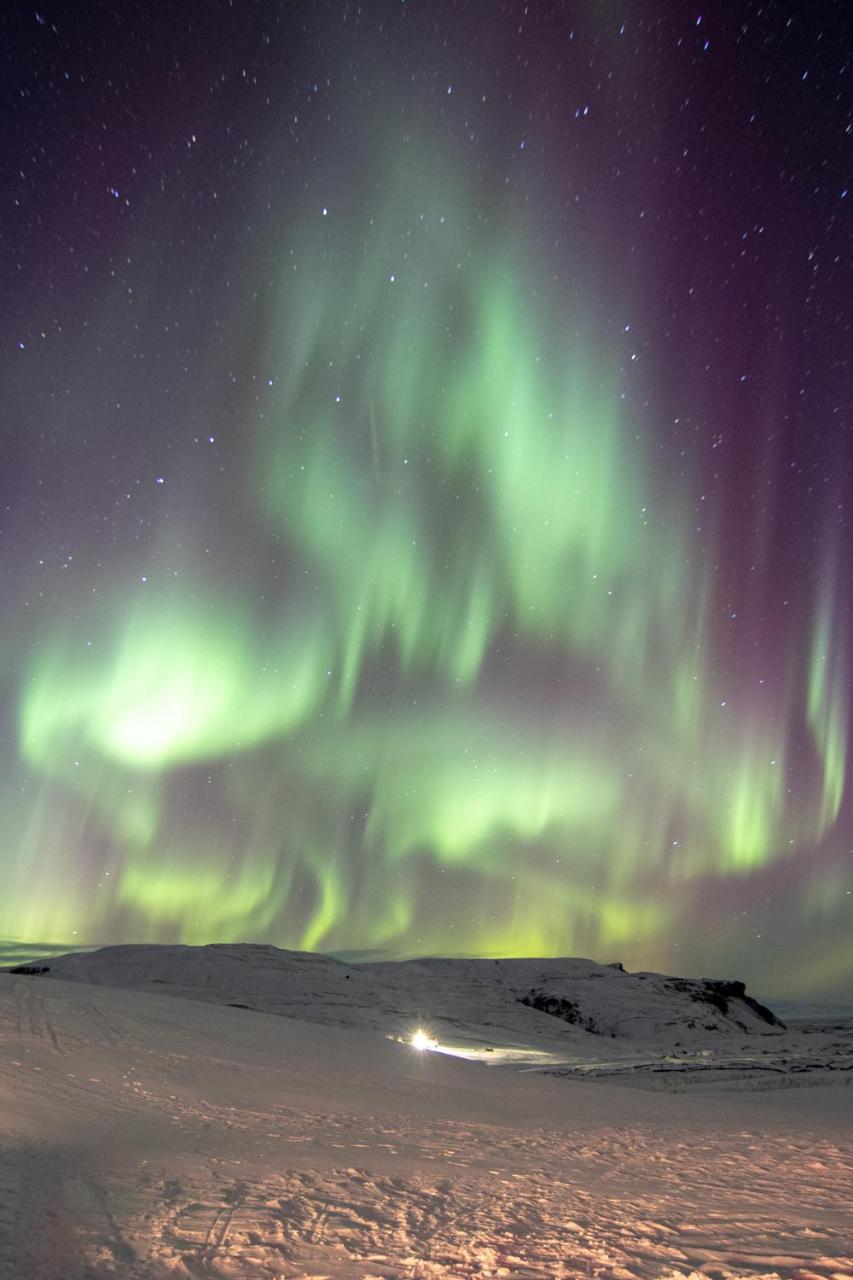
[4,121,851,998]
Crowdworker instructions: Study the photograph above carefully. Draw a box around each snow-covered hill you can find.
[6,943,791,1068]
[11,944,852,1089]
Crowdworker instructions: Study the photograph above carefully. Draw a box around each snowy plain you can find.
[0,946,850,1279]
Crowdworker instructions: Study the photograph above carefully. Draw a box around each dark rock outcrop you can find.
[519,988,601,1034]
[667,978,785,1028]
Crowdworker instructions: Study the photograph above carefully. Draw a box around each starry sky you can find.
[1,1,850,998]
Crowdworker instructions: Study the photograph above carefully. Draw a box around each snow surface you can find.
[0,947,851,1277]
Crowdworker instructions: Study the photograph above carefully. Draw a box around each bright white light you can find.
[410,1029,433,1051]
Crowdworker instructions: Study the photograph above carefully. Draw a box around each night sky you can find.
[2,1,850,999]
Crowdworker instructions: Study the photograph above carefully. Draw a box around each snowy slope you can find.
[10,943,783,1041]
[11,942,853,1089]
[0,972,850,1278]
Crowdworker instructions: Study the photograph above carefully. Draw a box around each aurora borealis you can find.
[2,2,850,997]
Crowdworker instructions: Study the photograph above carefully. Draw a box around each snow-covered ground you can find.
[0,950,850,1278]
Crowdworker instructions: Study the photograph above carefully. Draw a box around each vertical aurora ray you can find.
[256,149,701,732]
[807,552,849,833]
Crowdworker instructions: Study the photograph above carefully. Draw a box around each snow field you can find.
[0,972,850,1278]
